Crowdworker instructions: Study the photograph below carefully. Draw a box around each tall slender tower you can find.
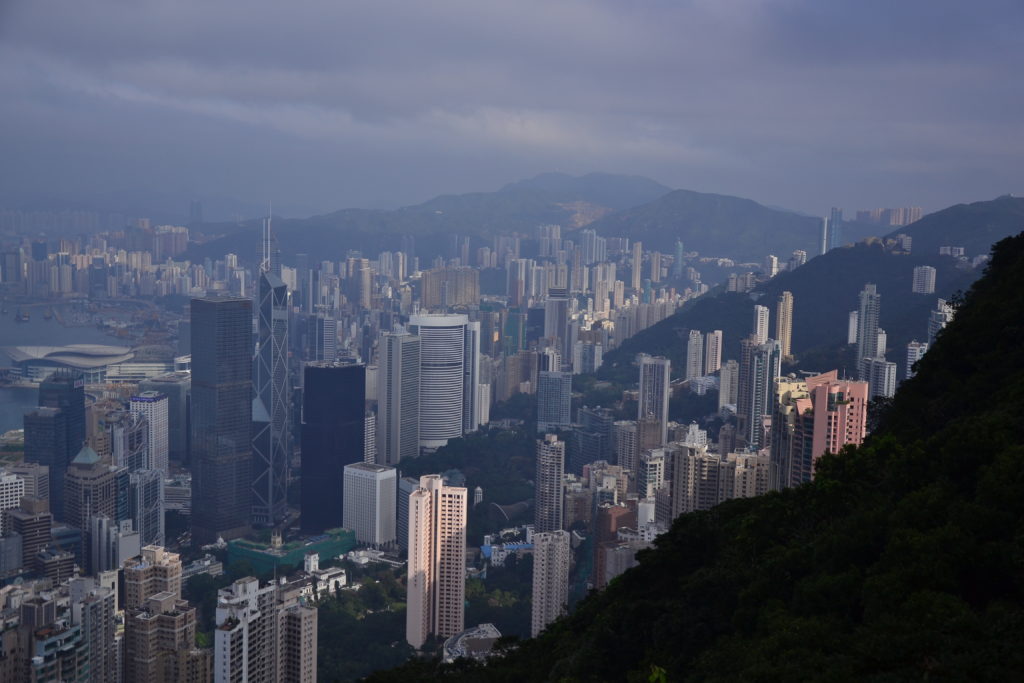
[534,434,565,534]
[685,330,704,380]
[631,241,643,292]
[856,283,881,376]
[377,331,421,466]
[704,330,723,375]
[130,391,169,476]
[191,297,253,545]
[744,341,782,450]
[775,291,794,358]
[531,529,570,637]
[752,305,770,345]
[637,354,671,446]
[673,239,684,278]
[252,215,290,528]
[406,475,467,649]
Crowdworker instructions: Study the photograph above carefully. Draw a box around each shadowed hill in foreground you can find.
[368,231,1024,680]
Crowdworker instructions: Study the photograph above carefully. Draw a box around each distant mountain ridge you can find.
[187,172,675,263]
[188,173,834,265]
[584,187,825,262]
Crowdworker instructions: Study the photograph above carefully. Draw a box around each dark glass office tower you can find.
[23,407,65,512]
[190,297,253,545]
[301,362,365,533]
[23,369,85,520]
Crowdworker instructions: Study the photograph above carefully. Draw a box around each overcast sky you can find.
[1,0,1021,219]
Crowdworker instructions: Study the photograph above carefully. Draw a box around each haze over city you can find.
[2,1,1024,681]
[2,0,1022,219]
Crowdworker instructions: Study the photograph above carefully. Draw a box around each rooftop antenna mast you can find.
[261,201,273,273]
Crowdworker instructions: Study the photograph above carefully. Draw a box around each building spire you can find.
[261,201,273,273]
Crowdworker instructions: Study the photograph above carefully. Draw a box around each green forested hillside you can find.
[368,231,1024,681]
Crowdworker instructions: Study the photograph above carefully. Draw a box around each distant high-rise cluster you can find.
[856,206,923,226]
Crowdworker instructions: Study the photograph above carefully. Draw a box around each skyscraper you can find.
[927,298,955,345]
[670,446,735,517]
[637,354,671,446]
[406,475,467,649]
[828,207,844,251]
[912,265,937,294]
[673,239,685,278]
[190,297,253,545]
[631,241,643,292]
[252,220,291,528]
[301,362,366,533]
[739,341,781,450]
[343,462,397,547]
[377,332,421,466]
[856,284,881,374]
[718,359,739,412]
[124,545,183,611]
[25,369,85,518]
[536,371,572,432]
[23,407,65,511]
[63,446,123,573]
[125,592,207,683]
[531,530,570,637]
[130,392,169,476]
[775,291,794,358]
[771,371,868,489]
[408,314,480,449]
[906,340,929,380]
[704,330,723,375]
[544,287,570,361]
[129,469,164,547]
[535,434,565,534]
[139,372,191,466]
[752,305,770,345]
[214,576,318,683]
[685,330,704,380]
[0,474,24,535]
[861,357,898,399]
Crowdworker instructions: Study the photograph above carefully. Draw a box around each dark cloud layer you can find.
[1,0,1021,219]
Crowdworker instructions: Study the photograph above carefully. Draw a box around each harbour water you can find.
[0,309,118,433]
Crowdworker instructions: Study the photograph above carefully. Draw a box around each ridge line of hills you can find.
[187,172,895,265]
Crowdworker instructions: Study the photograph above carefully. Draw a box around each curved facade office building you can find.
[408,313,480,450]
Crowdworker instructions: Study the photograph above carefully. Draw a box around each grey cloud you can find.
[0,0,1021,218]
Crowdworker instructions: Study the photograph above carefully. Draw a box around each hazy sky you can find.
[1,0,1021,218]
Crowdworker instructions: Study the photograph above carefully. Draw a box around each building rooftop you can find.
[71,446,100,465]
[443,623,503,663]
[344,462,395,474]
[4,344,134,369]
